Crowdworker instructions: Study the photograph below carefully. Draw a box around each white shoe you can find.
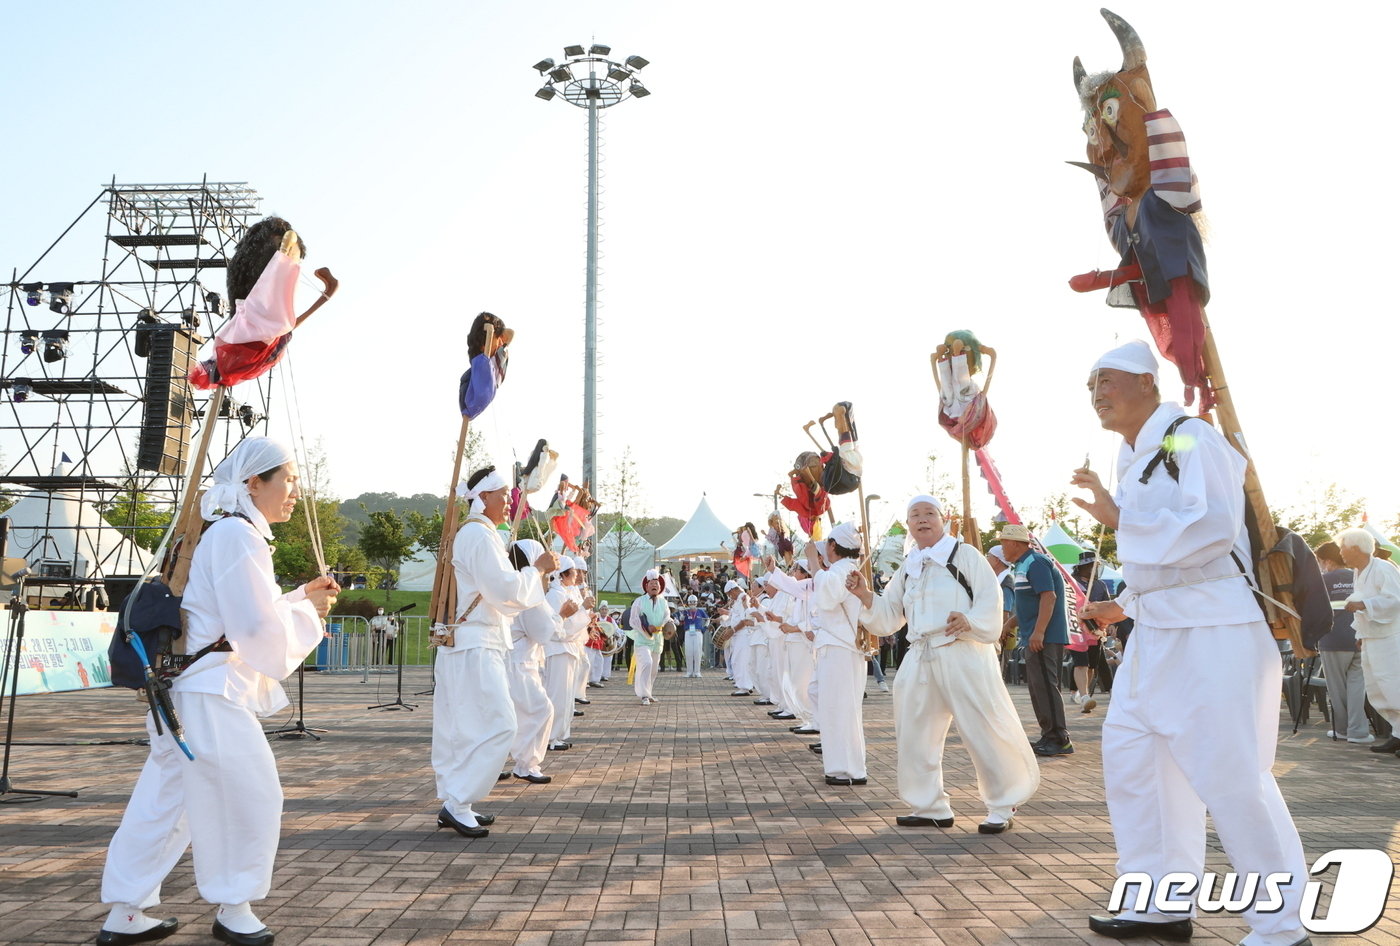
[878,681,890,693]
[1071,692,1084,705]
[1349,734,1376,744]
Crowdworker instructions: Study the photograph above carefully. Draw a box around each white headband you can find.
[201,435,296,539]
[457,469,507,515]
[1091,339,1159,380]
[830,520,863,552]
[907,494,943,514]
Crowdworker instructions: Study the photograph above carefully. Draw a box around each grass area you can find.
[336,588,431,613]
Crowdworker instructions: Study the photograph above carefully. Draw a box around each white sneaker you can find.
[1071,692,1084,705]
[878,681,890,693]
[1350,734,1376,744]
[1326,730,1338,738]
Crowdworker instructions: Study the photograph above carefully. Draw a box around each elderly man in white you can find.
[1338,528,1400,753]
[849,495,1039,833]
[1071,341,1307,946]
[433,466,558,839]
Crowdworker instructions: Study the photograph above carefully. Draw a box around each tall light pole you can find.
[533,43,651,587]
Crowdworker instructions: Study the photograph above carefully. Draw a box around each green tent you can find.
[1040,520,1086,566]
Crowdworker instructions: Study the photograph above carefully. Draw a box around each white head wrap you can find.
[829,520,863,553]
[644,568,661,583]
[512,538,544,570]
[907,494,943,515]
[724,579,741,594]
[572,556,589,572]
[1091,339,1159,380]
[456,468,508,515]
[201,436,296,539]
[987,544,1010,565]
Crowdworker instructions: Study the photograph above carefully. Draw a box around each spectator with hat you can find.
[998,523,1074,757]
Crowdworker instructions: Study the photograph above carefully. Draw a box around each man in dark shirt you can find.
[999,524,1073,756]
[1315,542,1373,744]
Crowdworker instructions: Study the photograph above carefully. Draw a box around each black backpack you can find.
[1141,416,1331,650]
[108,578,185,689]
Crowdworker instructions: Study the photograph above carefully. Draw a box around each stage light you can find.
[42,330,69,362]
[589,43,611,55]
[629,80,650,98]
[19,330,38,355]
[12,382,32,402]
[607,65,630,81]
[536,86,557,101]
[48,282,74,315]
[533,57,556,73]
[21,283,42,306]
[625,55,649,70]
[134,307,160,358]
[549,65,573,83]
[182,307,201,330]
[204,290,224,315]
[237,404,262,429]
[564,44,586,58]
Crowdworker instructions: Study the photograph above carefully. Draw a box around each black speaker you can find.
[136,326,198,475]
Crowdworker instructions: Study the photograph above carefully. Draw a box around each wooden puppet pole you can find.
[166,385,226,595]
[1198,313,1308,656]
[429,414,472,627]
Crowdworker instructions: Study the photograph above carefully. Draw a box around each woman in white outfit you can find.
[97,437,339,946]
[506,539,557,784]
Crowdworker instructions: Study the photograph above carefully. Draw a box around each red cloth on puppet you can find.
[781,479,830,537]
[551,501,589,553]
[938,393,997,450]
[1129,275,1213,412]
[189,249,298,390]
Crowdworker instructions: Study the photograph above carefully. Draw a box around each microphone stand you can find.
[370,603,418,711]
[1,576,80,802]
[268,660,327,740]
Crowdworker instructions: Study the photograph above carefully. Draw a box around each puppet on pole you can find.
[931,331,997,552]
[1066,8,1320,656]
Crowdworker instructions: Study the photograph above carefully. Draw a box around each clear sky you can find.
[3,0,1397,542]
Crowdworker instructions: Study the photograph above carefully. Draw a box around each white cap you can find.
[1091,339,1159,379]
[571,556,588,572]
[830,520,863,552]
[907,494,943,514]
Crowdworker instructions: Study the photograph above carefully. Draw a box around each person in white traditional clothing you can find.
[748,578,777,706]
[543,561,583,750]
[1337,528,1400,753]
[505,538,558,784]
[678,594,708,678]
[808,521,868,786]
[627,570,670,704]
[722,581,755,695]
[848,495,1039,833]
[1070,341,1308,946]
[433,466,558,840]
[759,575,797,721]
[97,437,339,946]
[768,561,819,734]
[570,556,596,703]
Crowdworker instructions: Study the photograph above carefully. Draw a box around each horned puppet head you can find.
[1072,8,1157,201]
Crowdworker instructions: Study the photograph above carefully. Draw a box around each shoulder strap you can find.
[1138,415,1195,484]
[943,541,975,603]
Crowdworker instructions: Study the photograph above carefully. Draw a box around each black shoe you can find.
[791,727,819,734]
[513,772,552,784]
[97,919,180,946]
[437,806,490,838]
[596,682,606,687]
[497,772,511,781]
[1029,736,1049,748]
[548,742,572,751]
[575,698,591,705]
[587,682,602,688]
[978,816,1014,834]
[731,689,752,696]
[808,744,823,754]
[573,710,584,717]
[824,775,867,786]
[896,815,954,828]
[1370,736,1400,753]
[1087,915,1192,941]
[772,712,797,720]
[212,920,274,946]
[754,699,773,705]
[472,812,496,826]
[1034,741,1074,757]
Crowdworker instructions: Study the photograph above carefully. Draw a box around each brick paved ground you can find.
[1,667,1396,946]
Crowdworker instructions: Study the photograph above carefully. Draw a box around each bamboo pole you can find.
[1198,313,1309,655]
[429,413,472,627]
[166,386,226,595]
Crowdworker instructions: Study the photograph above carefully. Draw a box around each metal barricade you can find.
[317,615,371,673]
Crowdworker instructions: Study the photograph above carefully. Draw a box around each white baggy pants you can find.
[544,652,577,743]
[684,630,704,676]
[751,642,771,701]
[894,638,1039,820]
[507,654,553,776]
[101,692,282,908]
[1103,622,1306,938]
[813,645,866,779]
[589,648,607,684]
[573,643,590,700]
[432,647,516,819]
[765,633,787,706]
[783,637,816,727]
[634,647,659,699]
[1361,633,1400,731]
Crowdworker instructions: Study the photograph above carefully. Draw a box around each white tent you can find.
[597,519,656,594]
[656,496,734,560]
[2,489,153,578]
[397,547,438,592]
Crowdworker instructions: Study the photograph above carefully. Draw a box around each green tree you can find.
[1279,483,1366,547]
[271,495,352,585]
[358,505,417,603]
[99,488,174,552]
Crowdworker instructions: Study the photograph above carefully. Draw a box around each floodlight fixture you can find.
[134,308,160,358]
[48,282,75,315]
[625,55,649,70]
[536,86,557,101]
[204,290,224,315]
[533,57,556,73]
[629,80,650,98]
[41,329,69,363]
[589,43,611,55]
[549,65,573,83]
[564,44,586,57]
[182,307,201,330]
[607,65,630,81]
[12,382,32,402]
[585,87,602,100]
[21,282,42,306]
[238,403,262,429]
[19,330,38,355]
